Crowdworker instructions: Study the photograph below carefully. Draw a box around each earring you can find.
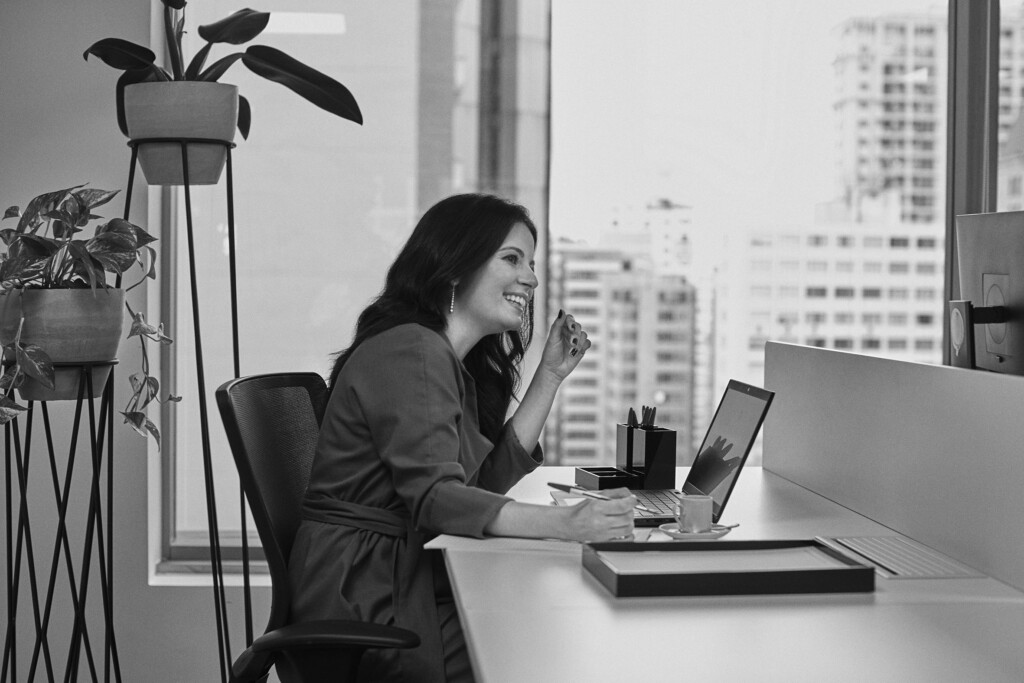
[520,301,532,341]
[449,284,456,314]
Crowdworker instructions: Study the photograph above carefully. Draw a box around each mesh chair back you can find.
[216,373,329,630]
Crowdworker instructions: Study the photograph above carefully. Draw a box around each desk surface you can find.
[432,467,1024,683]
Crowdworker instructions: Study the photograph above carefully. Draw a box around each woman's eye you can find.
[504,254,519,265]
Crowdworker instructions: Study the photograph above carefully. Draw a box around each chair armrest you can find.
[231,620,420,682]
[250,619,420,652]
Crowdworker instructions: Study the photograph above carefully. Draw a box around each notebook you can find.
[629,380,774,527]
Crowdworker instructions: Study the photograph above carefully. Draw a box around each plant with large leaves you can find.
[83,0,362,139]
[0,185,177,445]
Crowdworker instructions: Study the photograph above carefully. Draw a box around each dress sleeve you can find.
[474,420,543,494]
[350,327,513,538]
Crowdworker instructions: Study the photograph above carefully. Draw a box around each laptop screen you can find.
[682,380,774,520]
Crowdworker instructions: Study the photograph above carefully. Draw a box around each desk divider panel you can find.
[763,341,1024,592]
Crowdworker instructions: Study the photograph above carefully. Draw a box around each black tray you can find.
[583,539,875,597]
[574,466,640,490]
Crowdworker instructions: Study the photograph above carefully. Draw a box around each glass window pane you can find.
[548,0,948,466]
[168,2,550,546]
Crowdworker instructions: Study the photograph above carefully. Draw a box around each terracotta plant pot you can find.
[0,288,126,401]
[124,82,238,186]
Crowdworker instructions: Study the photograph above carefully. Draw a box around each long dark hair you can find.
[329,193,538,441]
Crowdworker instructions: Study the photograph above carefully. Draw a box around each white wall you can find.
[0,1,270,679]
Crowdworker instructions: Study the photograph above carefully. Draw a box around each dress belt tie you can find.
[300,495,445,682]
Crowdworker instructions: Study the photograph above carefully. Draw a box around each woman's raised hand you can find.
[540,310,592,381]
[566,488,636,542]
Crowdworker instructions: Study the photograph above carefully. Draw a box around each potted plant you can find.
[0,184,176,445]
[83,0,362,186]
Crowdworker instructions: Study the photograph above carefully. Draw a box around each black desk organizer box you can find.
[575,423,676,490]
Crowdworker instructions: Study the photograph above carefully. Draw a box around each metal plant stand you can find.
[2,363,120,683]
[122,138,248,683]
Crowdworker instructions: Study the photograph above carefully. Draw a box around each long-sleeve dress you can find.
[287,323,542,682]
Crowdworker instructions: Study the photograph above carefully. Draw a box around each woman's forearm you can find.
[484,501,573,540]
[508,368,562,452]
[484,496,637,542]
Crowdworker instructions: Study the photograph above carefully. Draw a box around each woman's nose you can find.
[522,268,539,289]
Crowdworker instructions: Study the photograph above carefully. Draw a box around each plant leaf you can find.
[184,41,213,80]
[15,186,82,234]
[242,45,363,125]
[164,4,184,80]
[3,206,20,220]
[0,395,27,426]
[121,411,161,449]
[237,95,252,139]
[129,223,157,248]
[15,234,62,258]
[73,188,120,211]
[83,38,158,71]
[65,240,105,289]
[50,220,82,239]
[86,234,137,274]
[199,9,270,45]
[16,344,54,390]
[136,376,160,410]
[196,53,244,83]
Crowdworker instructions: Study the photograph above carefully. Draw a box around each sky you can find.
[549,0,947,242]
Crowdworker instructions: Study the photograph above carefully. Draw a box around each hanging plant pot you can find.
[0,288,126,401]
[124,82,238,186]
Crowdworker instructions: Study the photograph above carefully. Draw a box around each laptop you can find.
[630,380,775,526]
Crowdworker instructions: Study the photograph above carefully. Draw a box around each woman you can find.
[287,193,636,682]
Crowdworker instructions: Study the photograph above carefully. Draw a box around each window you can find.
[836,287,855,298]
[165,2,552,560]
[157,0,967,527]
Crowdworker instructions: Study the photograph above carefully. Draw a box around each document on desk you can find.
[425,535,581,554]
[598,546,842,575]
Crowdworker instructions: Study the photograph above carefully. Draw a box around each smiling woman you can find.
[287,193,620,682]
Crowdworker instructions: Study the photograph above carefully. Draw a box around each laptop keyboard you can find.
[632,489,679,519]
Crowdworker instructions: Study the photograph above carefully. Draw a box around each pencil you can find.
[547,482,652,513]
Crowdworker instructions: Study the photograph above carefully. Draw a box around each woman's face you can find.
[456,222,539,337]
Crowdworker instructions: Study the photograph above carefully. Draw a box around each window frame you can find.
[156,0,1003,566]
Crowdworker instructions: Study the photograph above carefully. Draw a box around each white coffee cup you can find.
[675,494,713,533]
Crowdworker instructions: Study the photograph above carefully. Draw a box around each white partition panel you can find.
[763,341,1024,591]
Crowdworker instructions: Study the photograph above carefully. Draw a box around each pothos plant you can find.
[0,184,178,446]
[83,0,363,140]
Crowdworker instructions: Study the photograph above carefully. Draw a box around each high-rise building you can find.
[712,11,954,456]
[545,201,701,466]
[833,12,947,225]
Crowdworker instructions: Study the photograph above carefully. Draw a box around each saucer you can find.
[658,523,732,540]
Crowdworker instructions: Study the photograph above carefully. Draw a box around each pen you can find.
[547,482,651,513]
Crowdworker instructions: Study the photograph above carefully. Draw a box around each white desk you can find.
[430,467,1024,682]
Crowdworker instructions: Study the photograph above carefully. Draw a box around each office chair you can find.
[216,372,420,683]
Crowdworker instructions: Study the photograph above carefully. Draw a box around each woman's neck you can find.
[443,315,484,360]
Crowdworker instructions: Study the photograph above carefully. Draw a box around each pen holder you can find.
[628,427,676,490]
[616,423,634,470]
